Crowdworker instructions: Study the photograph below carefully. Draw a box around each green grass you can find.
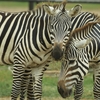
[0,67,12,97]
[0,1,28,7]
[49,61,61,70]
[82,73,94,99]
[42,77,58,97]
[65,3,100,10]
[0,1,99,10]
[0,66,94,99]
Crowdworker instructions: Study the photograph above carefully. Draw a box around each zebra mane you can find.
[93,13,100,21]
[72,21,100,35]
[67,17,100,45]
[66,16,100,48]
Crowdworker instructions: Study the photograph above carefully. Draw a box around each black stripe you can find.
[28,28,42,61]
[79,60,89,76]
[32,16,40,51]
[1,14,16,64]
[0,14,14,46]
[14,12,29,45]
[24,33,33,61]
[20,40,29,62]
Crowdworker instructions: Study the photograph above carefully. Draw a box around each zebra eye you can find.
[51,24,53,28]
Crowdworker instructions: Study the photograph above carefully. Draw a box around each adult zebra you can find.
[57,17,100,100]
[0,1,82,100]
[20,11,100,100]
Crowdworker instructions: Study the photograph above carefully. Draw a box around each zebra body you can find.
[0,11,51,65]
[0,2,82,100]
[57,15,100,100]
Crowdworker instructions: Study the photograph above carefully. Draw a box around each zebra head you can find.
[44,2,82,60]
[57,39,90,98]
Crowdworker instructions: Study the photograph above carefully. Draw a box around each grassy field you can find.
[0,1,99,100]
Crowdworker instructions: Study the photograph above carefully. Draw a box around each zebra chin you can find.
[57,80,72,98]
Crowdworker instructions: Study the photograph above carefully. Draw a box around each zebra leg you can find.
[20,67,46,100]
[19,64,49,100]
[27,73,34,100]
[93,67,100,100]
[11,65,25,100]
[27,60,50,100]
[8,66,32,100]
[20,69,33,100]
[25,61,49,100]
[74,79,83,100]
[30,66,47,100]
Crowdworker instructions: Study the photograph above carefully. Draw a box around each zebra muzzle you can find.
[51,44,63,60]
[57,80,72,98]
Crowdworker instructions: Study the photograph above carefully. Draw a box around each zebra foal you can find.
[56,11,100,100]
[0,1,82,100]
[57,17,100,99]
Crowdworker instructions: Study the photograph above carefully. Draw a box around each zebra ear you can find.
[74,38,91,48]
[43,1,67,15]
[68,4,82,17]
[43,5,55,15]
[58,0,67,12]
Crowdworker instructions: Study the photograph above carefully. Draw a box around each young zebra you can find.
[0,1,82,100]
[57,17,100,100]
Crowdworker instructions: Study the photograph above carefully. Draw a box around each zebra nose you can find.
[51,44,63,60]
[57,80,72,98]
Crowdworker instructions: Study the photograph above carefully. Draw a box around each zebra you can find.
[70,12,100,100]
[0,1,82,100]
[57,17,100,100]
